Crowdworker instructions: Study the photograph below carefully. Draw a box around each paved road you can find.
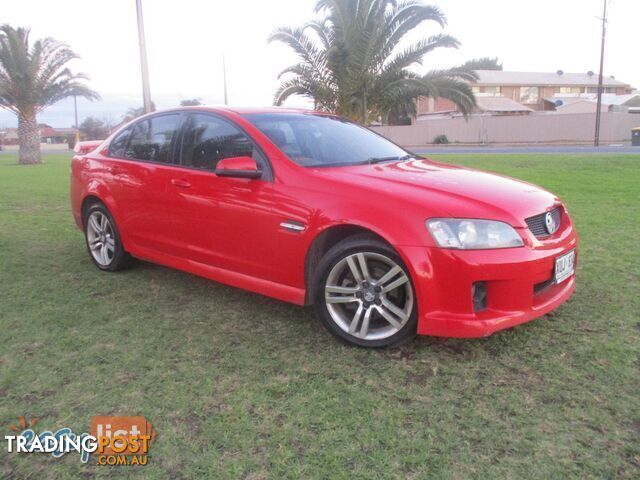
[411,145,640,155]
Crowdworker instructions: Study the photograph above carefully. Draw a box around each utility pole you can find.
[74,95,80,144]
[594,0,608,147]
[222,54,228,105]
[135,0,153,113]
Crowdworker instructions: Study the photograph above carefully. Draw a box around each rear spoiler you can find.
[73,140,103,155]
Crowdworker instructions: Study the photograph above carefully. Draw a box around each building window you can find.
[472,86,500,96]
[586,87,617,94]
[520,87,539,104]
[558,87,583,95]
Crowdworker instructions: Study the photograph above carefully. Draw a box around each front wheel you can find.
[313,235,417,348]
[83,203,132,271]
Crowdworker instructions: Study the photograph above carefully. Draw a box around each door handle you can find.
[171,178,192,188]
[106,165,123,174]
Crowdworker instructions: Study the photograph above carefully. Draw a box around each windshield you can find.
[243,113,410,167]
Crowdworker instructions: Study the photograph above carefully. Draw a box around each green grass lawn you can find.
[1,152,639,479]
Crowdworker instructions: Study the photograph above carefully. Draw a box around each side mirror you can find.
[215,156,262,179]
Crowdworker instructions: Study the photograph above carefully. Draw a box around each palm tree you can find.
[458,57,503,71]
[122,102,156,123]
[180,98,203,106]
[0,25,99,164]
[269,0,479,124]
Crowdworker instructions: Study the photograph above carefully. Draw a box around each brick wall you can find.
[416,96,459,114]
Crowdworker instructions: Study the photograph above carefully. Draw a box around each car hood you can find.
[315,158,559,227]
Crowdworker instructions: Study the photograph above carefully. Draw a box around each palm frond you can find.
[376,2,447,63]
[382,34,459,73]
[421,73,477,115]
[271,0,478,123]
[268,26,329,81]
[303,20,334,49]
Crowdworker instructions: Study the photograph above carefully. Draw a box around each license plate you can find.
[554,250,575,284]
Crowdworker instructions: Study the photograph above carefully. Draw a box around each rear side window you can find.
[124,114,181,163]
[180,114,258,171]
[109,128,131,158]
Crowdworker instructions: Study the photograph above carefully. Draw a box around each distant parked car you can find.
[73,140,102,155]
[70,107,578,347]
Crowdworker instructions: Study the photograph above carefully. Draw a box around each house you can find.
[416,70,634,120]
[546,97,606,114]
[545,92,640,114]
[1,128,19,145]
[417,94,533,118]
[39,125,75,144]
[599,93,640,112]
[0,125,76,146]
[475,96,533,116]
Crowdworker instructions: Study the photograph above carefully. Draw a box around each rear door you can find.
[105,113,184,255]
[166,112,282,280]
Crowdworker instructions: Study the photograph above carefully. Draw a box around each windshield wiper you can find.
[367,154,413,164]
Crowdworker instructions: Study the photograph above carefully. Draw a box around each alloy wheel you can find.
[86,211,116,267]
[324,252,414,341]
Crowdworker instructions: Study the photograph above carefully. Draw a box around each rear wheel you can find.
[83,203,132,271]
[313,235,417,347]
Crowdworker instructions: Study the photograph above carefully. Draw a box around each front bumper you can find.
[399,225,578,338]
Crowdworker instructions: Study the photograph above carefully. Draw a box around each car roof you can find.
[108,106,336,139]
[169,105,325,115]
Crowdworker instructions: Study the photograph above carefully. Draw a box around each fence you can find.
[371,112,640,147]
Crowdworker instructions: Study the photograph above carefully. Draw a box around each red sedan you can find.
[70,107,577,347]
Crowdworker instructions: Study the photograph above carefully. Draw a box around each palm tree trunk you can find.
[18,112,42,165]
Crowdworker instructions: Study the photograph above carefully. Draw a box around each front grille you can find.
[525,207,561,238]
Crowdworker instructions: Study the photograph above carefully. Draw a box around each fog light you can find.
[472,282,487,312]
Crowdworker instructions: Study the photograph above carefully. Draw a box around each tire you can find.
[313,234,417,348]
[83,202,132,272]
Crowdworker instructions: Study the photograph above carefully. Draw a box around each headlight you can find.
[426,219,523,249]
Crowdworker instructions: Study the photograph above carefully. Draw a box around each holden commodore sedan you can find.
[70,107,577,347]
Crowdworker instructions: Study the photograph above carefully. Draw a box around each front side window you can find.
[243,113,409,167]
[124,114,180,163]
[109,127,131,157]
[180,114,258,171]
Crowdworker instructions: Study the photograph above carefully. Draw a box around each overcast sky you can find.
[1,0,637,128]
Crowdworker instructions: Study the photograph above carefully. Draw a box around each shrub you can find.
[433,134,449,144]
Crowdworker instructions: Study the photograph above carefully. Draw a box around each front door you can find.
[166,113,283,281]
